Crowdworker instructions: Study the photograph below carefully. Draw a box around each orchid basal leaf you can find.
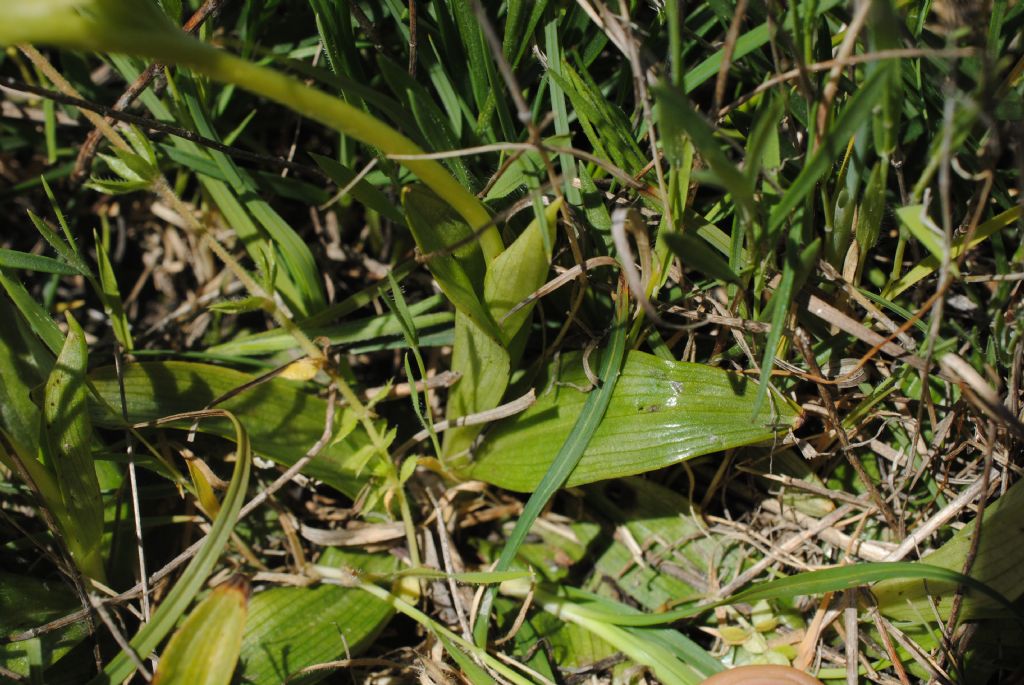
[469,351,800,491]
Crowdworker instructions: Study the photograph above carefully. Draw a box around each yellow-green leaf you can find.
[153,575,250,685]
[444,200,561,458]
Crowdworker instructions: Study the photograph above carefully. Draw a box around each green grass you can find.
[1,0,1023,683]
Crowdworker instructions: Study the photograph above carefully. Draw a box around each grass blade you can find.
[473,287,630,645]
[0,248,82,276]
[558,561,1021,627]
[766,62,894,239]
[90,407,252,685]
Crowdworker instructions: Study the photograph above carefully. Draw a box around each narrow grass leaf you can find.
[766,63,893,238]
[178,80,325,315]
[90,407,251,685]
[896,205,948,264]
[653,82,754,216]
[390,568,530,584]
[885,205,1022,297]
[377,55,475,189]
[205,297,451,357]
[0,5,502,260]
[562,562,1019,627]
[93,229,133,350]
[26,210,91,276]
[473,292,629,645]
[435,632,498,685]
[310,153,404,223]
[520,583,705,685]
[751,231,821,417]
[0,249,81,276]
[663,232,740,283]
[551,58,647,176]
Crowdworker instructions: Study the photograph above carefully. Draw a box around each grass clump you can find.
[1,0,1023,683]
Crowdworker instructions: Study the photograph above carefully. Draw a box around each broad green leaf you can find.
[485,200,561,340]
[239,548,396,685]
[874,477,1024,622]
[153,576,249,685]
[88,362,370,497]
[749,451,836,518]
[442,312,511,460]
[443,200,561,457]
[469,350,799,491]
[586,478,742,609]
[0,572,90,678]
[44,313,105,581]
[403,185,502,342]
[0,296,52,459]
[91,407,251,685]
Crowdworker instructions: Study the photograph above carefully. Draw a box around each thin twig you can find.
[113,346,151,626]
[794,329,902,535]
[88,594,152,682]
[393,390,536,458]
